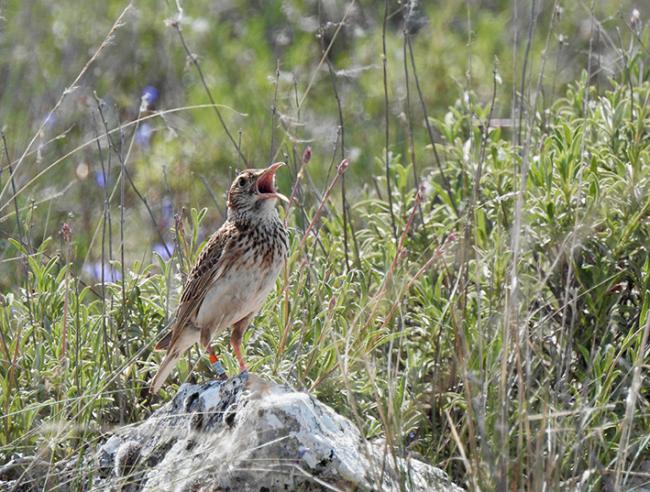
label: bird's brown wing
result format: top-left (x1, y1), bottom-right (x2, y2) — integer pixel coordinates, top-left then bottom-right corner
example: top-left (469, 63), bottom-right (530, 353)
top-left (164, 222), bottom-right (238, 351)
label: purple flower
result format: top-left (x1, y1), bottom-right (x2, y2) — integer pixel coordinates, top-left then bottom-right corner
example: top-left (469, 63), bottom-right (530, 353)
top-left (43, 113), bottom-right (57, 129)
top-left (83, 261), bottom-right (122, 282)
top-left (153, 242), bottom-right (174, 261)
top-left (95, 170), bottom-right (108, 188)
top-left (141, 85), bottom-right (159, 107)
top-left (159, 197), bottom-right (174, 229)
top-left (161, 197), bottom-right (174, 222)
top-left (135, 123), bottom-right (153, 147)
top-left (197, 228), bottom-right (207, 245)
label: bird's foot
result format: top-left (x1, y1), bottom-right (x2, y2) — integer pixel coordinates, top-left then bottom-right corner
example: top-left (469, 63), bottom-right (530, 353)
top-left (212, 360), bottom-right (228, 381)
top-left (208, 347), bottom-right (228, 381)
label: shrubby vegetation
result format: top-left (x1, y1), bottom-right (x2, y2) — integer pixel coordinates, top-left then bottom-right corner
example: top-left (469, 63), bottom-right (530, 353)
top-left (0, 0), bottom-right (648, 489)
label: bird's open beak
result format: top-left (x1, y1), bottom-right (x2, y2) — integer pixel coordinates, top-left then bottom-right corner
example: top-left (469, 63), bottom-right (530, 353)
top-left (256, 162), bottom-right (289, 203)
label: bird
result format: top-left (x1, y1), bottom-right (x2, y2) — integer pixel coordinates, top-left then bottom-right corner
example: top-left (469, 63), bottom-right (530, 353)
top-left (150, 162), bottom-right (289, 394)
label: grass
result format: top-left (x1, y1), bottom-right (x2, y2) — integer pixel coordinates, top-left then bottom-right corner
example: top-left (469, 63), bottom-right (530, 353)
top-left (0, 1), bottom-right (649, 490)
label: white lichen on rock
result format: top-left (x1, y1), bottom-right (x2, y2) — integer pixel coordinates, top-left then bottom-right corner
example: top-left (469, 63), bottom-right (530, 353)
top-left (91, 374), bottom-right (462, 492)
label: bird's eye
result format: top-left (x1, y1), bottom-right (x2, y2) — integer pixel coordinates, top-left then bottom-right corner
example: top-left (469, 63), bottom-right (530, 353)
top-left (237, 176), bottom-right (247, 187)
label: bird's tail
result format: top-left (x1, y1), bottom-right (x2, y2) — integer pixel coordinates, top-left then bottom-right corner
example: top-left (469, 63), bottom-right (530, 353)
top-left (149, 349), bottom-right (181, 394)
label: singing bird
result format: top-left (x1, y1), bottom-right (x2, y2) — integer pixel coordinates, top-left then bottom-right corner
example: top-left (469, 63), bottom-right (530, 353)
top-left (150, 162), bottom-right (288, 394)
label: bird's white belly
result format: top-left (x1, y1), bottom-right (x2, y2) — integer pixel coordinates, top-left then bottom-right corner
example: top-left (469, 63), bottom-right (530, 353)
top-left (195, 257), bottom-right (283, 333)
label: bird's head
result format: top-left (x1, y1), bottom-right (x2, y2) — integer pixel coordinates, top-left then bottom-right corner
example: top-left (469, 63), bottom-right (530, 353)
top-left (227, 162), bottom-right (288, 220)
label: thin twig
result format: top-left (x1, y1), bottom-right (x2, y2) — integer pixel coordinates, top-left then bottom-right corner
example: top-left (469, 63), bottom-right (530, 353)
top-left (382, 0), bottom-right (398, 246)
top-left (0, 104), bottom-right (244, 219)
top-left (319, 7), bottom-right (356, 271)
top-left (0, 3), bottom-right (134, 205)
top-left (297, 159), bottom-right (350, 254)
top-left (270, 1), bottom-right (356, 164)
top-left (269, 60), bottom-right (280, 163)
top-left (402, 21), bottom-right (423, 226)
top-left (1, 132), bottom-right (28, 252)
top-left (406, 36), bottom-right (459, 217)
top-left (615, 310), bottom-right (650, 488)
top-left (170, 18), bottom-right (247, 165)
top-left (92, 112), bottom-right (114, 370)
top-left (1, 132), bottom-right (35, 328)
top-left (516, 0), bottom-right (538, 148)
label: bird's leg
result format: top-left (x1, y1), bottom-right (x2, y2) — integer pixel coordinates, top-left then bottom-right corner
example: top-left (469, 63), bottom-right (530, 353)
top-left (206, 344), bottom-right (227, 380)
top-left (231, 315), bottom-right (252, 373)
top-left (197, 320), bottom-right (226, 380)
top-left (230, 331), bottom-right (247, 372)
top-left (207, 344), bottom-right (216, 359)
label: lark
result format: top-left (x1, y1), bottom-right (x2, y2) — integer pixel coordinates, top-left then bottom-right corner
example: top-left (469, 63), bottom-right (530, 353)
top-left (150, 162), bottom-right (288, 394)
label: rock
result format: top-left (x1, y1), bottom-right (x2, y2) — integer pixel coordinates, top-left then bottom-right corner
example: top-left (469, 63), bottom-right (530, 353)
top-left (91, 373), bottom-right (462, 491)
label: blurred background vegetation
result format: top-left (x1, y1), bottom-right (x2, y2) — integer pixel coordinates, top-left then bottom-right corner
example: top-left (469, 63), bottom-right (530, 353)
top-left (0, 0), bottom-right (641, 275)
top-left (0, 0), bottom-right (649, 490)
